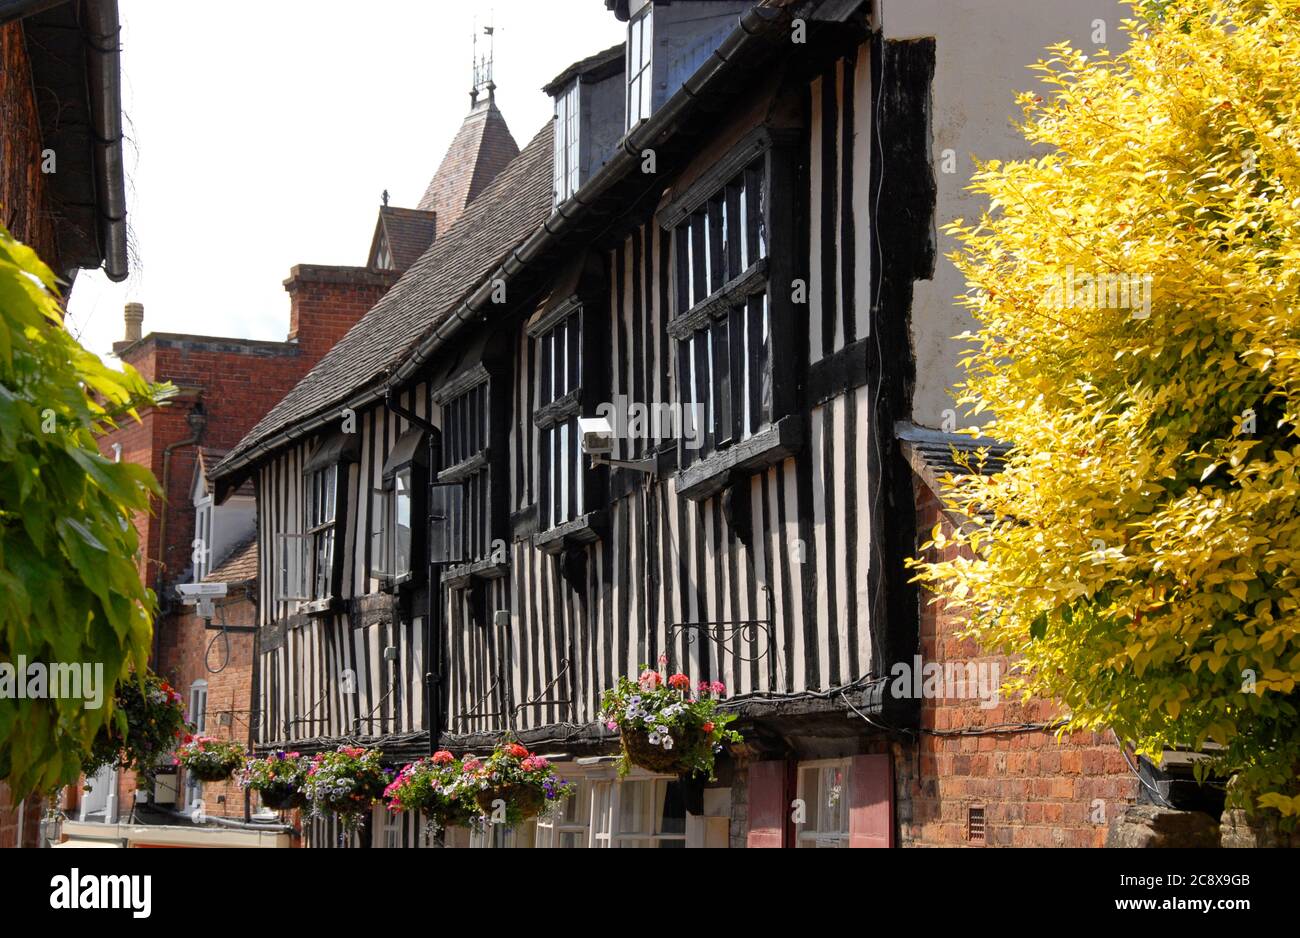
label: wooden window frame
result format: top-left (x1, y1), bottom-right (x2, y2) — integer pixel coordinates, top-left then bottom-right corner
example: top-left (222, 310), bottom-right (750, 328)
top-left (625, 6), bottom-right (653, 129)
top-left (531, 304), bottom-right (585, 532)
top-left (795, 757), bottom-right (852, 849)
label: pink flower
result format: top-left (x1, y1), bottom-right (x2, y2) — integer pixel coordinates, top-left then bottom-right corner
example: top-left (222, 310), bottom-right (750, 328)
top-left (710, 681), bottom-right (726, 696)
top-left (658, 653), bottom-right (669, 668)
top-left (605, 720), bottom-right (618, 731)
top-left (638, 669), bottom-right (661, 691)
top-left (431, 750), bottom-right (455, 765)
top-left (668, 673), bottom-right (691, 691)
top-left (462, 759), bottom-right (482, 773)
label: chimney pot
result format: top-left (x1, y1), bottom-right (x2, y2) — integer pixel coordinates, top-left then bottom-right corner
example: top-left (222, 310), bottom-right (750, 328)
top-left (123, 302), bottom-right (144, 343)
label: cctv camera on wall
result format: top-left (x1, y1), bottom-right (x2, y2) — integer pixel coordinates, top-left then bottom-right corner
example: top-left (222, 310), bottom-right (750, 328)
top-left (578, 415), bottom-right (614, 455)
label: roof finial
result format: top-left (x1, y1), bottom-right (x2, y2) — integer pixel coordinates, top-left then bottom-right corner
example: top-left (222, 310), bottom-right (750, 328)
top-left (381, 189), bottom-right (390, 207)
top-left (471, 16), bottom-right (496, 107)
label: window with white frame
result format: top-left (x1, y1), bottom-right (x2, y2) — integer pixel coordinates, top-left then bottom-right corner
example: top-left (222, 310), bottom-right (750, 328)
top-left (535, 776), bottom-right (590, 848)
top-left (672, 157), bottom-right (771, 466)
top-left (591, 776), bottom-right (686, 848)
top-left (533, 307), bottom-right (584, 530)
top-left (372, 806), bottom-right (405, 848)
top-left (795, 759), bottom-right (851, 848)
top-left (185, 681), bottom-right (208, 808)
top-left (192, 495), bottom-right (213, 581)
top-left (469, 819), bottom-right (537, 849)
top-left (553, 80), bottom-right (581, 206)
top-left (625, 6), bottom-right (653, 128)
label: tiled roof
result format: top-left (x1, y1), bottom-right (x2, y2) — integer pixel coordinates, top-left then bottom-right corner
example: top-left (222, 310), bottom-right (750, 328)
top-left (370, 207), bottom-right (437, 272)
top-left (205, 534), bottom-right (258, 585)
top-left (542, 43), bottom-right (625, 96)
top-left (212, 123), bottom-right (554, 480)
top-left (416, 95), bottom-right (520, 232)
top-left (896, 421), bottom-right (1010, 490)
top-left (195, 447), bottom-right (252, 497)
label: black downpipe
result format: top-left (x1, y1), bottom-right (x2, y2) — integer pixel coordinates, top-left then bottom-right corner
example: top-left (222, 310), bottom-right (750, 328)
top-left (384, 386), bottom-right (443, 755)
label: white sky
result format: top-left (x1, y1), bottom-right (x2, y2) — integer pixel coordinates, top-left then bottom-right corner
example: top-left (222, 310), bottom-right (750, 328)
top-left (64, 0), bottom-right (626, 362)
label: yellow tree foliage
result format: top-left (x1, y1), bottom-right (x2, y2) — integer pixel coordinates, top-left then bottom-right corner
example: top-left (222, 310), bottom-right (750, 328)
top-left (912, 0), bottom-right (1300, 818)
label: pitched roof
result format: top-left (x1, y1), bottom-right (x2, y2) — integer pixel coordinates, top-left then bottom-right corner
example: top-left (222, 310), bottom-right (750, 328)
top-left (415, 95), bottom-right (520, 232)
top-left (212, 123), bottom-right (554, 483)
top-left (205, 534), bottom-right (258, 586)
top-left (542, 43), bottom-right (625, 96)
top-left (368, 206), bottom-right (438, 272)
top-left (897, 422), bottom-right (1010, 494)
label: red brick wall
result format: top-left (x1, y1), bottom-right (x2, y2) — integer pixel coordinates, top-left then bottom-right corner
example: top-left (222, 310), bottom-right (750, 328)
top-left (901, 478), bottom-right (1139, 847)
top-left (162, 593), bottom-right (257, 819)
top-left (0, 783), bottom-right (43, 848)
top-left (285, 265), bottom-right (399, 366)
top-left (0, 21), bottom-right (58, 266)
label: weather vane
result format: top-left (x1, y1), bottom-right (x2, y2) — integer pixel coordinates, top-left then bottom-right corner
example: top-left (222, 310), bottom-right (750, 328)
top-left (470, 14), bottom-right (497, 105)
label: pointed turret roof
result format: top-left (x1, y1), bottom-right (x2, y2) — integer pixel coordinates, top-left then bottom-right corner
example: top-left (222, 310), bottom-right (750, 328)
top-left (416, 91), bottom-right (520, 232)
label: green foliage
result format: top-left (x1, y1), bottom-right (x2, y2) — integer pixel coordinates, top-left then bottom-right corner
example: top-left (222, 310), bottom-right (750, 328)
top-left (0, 222), bottom-right (170, 796)
top-left (911, 0), bottom-right (1300, 820)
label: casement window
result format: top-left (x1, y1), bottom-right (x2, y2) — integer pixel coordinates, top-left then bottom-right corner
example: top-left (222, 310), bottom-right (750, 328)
top-left (185, 681), bottom-right (208, 809)
top-left (553, 80), bottom-right (581, 206)
top-left (469, 819), bottom-right (537, 849)
top-left (192, 495), bottom-right (214, 581)
top-left (533, 306), bottom-right (584, 530)
top-left (188, 680), bottom-right (208, 735)
top-left (278, 433), bottom-right (356, 607)
top-left (305, 463), bottom-right (338, 600)
top-left (591, 777), bottom-right (686, 848)
top-left (672, 158), bottom-right (770, 463)
top-left (371, 806), bottom-right (405, 848)
top-left (625, 6), bottom-right (653, 128)
top-left (434, 375), bottom-right (490, 562)
top-left (535, 777), bottom-right (590, 848)
top-left (795, 759), bottom-right (851, 848)
top-left (371, 428), bottom-right (429, 587)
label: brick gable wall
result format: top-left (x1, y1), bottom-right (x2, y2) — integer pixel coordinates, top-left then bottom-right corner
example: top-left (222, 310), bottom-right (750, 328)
top-left (900, 477), bottom-right (1139, 846)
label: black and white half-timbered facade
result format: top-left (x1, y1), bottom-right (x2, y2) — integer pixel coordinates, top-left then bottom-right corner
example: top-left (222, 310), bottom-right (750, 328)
top-left (211, 0), bottom-right (1113, 848)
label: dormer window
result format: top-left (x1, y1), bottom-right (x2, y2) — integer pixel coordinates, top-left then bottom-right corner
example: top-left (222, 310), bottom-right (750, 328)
top-left (626, 6), bottom-right (653, 128)
top-left (553, 81), bottom-right (581, 206)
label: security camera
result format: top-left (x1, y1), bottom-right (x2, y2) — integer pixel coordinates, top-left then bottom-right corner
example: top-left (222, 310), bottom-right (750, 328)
top-left (176, 582), bottom-right (227, 604)
top-left (578, 415), bottom-right (615, 455)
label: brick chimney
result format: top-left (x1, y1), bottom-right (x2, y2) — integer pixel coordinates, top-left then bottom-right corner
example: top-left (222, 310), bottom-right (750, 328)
top-left (113, 302), bottom-right (144, 354)
top-left (283, 265), bottom-right (400, 363)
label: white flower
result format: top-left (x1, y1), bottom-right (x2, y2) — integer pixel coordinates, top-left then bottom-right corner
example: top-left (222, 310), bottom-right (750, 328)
top-left (662, 735), bottom-right (674, 750)
top-left (648, 732), bottom-right (661, 745)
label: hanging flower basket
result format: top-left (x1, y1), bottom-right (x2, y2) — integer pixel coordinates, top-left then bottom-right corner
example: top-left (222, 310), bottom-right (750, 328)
top-left (473, 783), bottom-right (546, 820)
top-left (241, 751), bottom-right (309, 811)
top-left (81, 671), bottom-right (189, 783)
top-left (462, 740), bottom-right (574, 828)
top-left (600, 663), bottom-right (742, 780)
top-left (384, 751), bottom-right (478, 832)
top-left (301, 746), bottom-right (391, 833)
top-left (176, 736), bottom-right (246, 782)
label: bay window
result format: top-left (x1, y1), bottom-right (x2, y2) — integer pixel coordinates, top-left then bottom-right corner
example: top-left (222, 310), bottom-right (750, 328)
top-left (671, 157), bottom-right (771, 465)
top-left (662, 129), bottom-right (802, 500)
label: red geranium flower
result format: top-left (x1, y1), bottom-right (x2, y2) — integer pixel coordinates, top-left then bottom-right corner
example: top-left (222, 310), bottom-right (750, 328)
top-left (432, 750), bottom-right (455, 765)
top-left (702, 722), bottom-right (715, 733)
top-left (507, 743), bottom-right (529, 759)
top-left (667, 673), bottom-right (691, 690)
